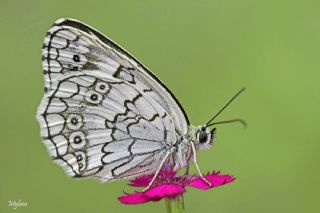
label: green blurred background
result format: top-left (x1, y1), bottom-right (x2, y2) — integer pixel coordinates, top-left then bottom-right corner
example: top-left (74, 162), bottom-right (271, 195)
top-left (1, 0), bottom-right (319, 212)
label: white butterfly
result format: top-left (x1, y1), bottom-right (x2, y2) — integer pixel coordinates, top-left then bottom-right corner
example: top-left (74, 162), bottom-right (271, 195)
top-left (37, 18), bottom-right (244, 189)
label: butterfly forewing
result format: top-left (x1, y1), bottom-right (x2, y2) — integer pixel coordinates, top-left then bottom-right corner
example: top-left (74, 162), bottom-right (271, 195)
top-left (41, 18), bottom-right (189, 135)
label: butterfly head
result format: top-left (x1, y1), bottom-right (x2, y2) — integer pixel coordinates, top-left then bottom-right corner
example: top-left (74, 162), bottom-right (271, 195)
top-left (194, 126), bottom-right (216, 150)
top-left (193, 88), bottom-right (246, 150)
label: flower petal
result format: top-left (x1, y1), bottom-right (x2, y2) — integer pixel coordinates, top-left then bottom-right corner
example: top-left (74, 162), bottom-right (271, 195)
top-left (145, 184), bottom-right (185, 199)
top-left (159, 170), bottom-right (177, 179)
top-left (128, 170), bottom-right (177, 187)
top-left (118, 192), bottom-right (151, 204)
top-left (188, 171), bottom-right (235, 190)
top-left (129, 175), bottom-right (153, 187)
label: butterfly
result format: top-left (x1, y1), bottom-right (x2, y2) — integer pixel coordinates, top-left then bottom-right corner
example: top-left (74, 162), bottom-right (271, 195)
top-left (37, 18), bottom-right (245, 189)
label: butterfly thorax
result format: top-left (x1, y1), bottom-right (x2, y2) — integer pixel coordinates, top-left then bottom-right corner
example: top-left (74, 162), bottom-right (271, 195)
top-left (169, 125), bottom-right (215, 171)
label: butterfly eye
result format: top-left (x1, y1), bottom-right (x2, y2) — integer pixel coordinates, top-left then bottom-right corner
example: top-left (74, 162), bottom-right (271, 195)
top-left (198, 130), bottom-right (208, 143)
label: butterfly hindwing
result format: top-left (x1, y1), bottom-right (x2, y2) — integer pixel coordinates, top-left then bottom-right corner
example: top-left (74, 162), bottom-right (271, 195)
top-left (42, 18), bottom-right (189, 135)
top-left (38, 72), bottom-right (176, 180)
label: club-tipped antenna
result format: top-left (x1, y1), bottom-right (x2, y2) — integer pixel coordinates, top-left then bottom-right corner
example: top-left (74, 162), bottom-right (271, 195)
top-left (206, 87), bottom-right (245, 127)
top-left (206, 118), bottom-right (247, 128)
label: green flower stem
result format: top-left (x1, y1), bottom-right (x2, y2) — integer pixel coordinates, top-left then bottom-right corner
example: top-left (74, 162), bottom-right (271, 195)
top-left (164, 196), bottom-right (186, 213)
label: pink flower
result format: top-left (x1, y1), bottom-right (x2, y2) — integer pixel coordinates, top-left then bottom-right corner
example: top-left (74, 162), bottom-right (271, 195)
top-left (118, 170), bottom-right (235, 204)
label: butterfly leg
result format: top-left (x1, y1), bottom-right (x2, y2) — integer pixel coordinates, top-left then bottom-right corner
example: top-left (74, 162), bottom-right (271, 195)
top-left (144, 151), bottom-right (171, 191)
top-left (191, 142), bottom-right (212, 187)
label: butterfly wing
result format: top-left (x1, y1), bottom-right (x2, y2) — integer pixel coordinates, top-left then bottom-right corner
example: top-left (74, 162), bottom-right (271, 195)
top-left (42, 18), bottom-right (189, 135)
top-left (37, 72), bottom-right (176, 180)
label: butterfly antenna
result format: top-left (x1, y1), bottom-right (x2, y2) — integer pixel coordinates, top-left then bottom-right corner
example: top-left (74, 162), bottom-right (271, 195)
top-left (206, 118), bottom-right (247, 128)
top-left (206, 87), bottom-right (245, 127)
